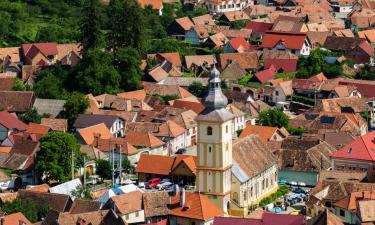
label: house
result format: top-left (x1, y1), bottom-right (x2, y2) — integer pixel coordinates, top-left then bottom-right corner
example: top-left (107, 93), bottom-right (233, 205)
top-left (158, 77), bottom-right (209, 88)
top-left (358, 29), bottom-right (375, 44)
top-left (219, 11), bottom-right (250, 22)
top-left (357, 200), bottom-right (375, 224)
top-left (172, 100), bottom-right (205, 114)
top-left (332, 132), bottom-right (375, 182)
top-left (204, 32), bottom-right (229, 48)
top-left (263, 50), bottom-right (298, 73)
top-left (214, 213), bottom-right (305, 225)
top-left (33, 98), bottom-right (65, 118)
top-left (0, 111), bottom-right (26, 141)
top-left (49, 178), bottom-right (82, 197)
top-left (224, 37), bottom-right (251, 53)
top-left (42, 209), bottom-right (125, 225)
top-left (239, 125), bottom-right (289, 142)
top-left (103, 190), bottom-right (145, 224)
top-left (192, 14), bottom-right (215, 31)
top-left (185, 54), bottom-right (217, 74)
top-left (219, 28), bottom-right (253, 40)
top-left (135, 154), bottom-right (196, 185)
top-left (307, 209), bottom-right (344, 225)
top-left (272, 19), bottom-right (308, 32)
top-left (0, 91), bottom-right (35, 113)
top-left (219, 52), bottom-right (259, 70)
top-left (117, 89), bottom-right (147, 101)
top-left (74, 114), bottom-right (124, 137)
top-left (142, 192), bottom-right (169, 224)
top-left (333, 191), bottom-right (375, 224)
top-left (226, 104), bottom-right (246, 136)
top-left (143, 83), bottom-right (194, 99)
top-left (349, 8), bottom-right (375, 29)
top-left (0, 73), bottom-right (17, 91)
top-left (220, 61), bottom-right (247, 83)
top-left (230, 135), bottom-right (278, 216)
top-left (76, 123), bottom-right (112, 145)
top-left (167, 17), bottom-right (194, 40)
top-left (146, 53), bottom-right (182, 71)
top-left (21, 42), bottom-right (58, 66)
top-left (169, 191), bottom-right (224, 225)
top-left (41, 118), bottom-right (68, 132)
top-left (0, 212), bottom-right (32, 225)
top-left (245, 21), bottom-right (274, 40)
top-left (205, 0), bottom-right (254, 13)
top-left (185, 25), bottom-right (209, 45)
top-left (17, 189), bottom-right (73, 212)
top-left (272, 80), bottom-right (293, 103)
top-left (254, 65), bottom-right (277, 84)
top-left (124, 131), bottom-right (165, 155)
top-left (333, 29), bottom-right (355, 37)
top-left (138, 0), bottom-right (163, 15)
top-left (0, 47), bottom-right (21, 73)
top-left (262, 31), bottom-right (311, 56)
top-left (68, 199), bottom-right (101, 214)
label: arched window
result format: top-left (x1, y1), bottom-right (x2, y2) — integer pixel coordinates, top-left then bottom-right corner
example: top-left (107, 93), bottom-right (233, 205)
top-left (226, 125), bottom-right (228, 133)
top-left (208, 146), bottom-right (212, 153)
top-left (207, 126), bottom-right (213, 135)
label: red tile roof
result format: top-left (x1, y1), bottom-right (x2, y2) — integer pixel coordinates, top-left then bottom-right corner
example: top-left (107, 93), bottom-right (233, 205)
top-left (138, 0), bottom-right (163, 9)
top-left (0, 212), bottom-right (32, 225)
top-left (262, 31), bottom-right (308, 50)
top-left (172, 99), bottom-right (205, 114)
top-left (358, 41), bottom-right (374, 56)
top-left (124, 131), bottom-right (164, 147)
top-left (332, 131), bottom-right (375, 162)
top-left (254, 65), bottom-right (277, 83)
top-left (175, 17), bottom-right (194, 31)
top-left (228, 37), bottom-right (251, 51)
top-left (26, 123), bottom-right (50, 135)
top-left (135, 154), bottom-right (175, 175)
top-left (245, 21), bottom-right (274, 33)
top-left (22, 43), bottom-right (58, 60)
top-left (239, 125), bottom-right (278, 142)
top-left (264, 58), bottom-right (298, 73)
top-left (292, 79), bottom-right (321, 90)
top-left (338, 81), bottom-right (375, 98)
top-left (0, 111), bottom-right (27, 130)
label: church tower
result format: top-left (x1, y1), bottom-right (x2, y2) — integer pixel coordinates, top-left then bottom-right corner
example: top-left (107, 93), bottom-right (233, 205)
top-left (196, 65), bottom-right (234, 213)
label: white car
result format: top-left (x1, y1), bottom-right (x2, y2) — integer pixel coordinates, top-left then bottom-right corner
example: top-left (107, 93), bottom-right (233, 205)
top-left (156, 182), bottom-right (172, 191)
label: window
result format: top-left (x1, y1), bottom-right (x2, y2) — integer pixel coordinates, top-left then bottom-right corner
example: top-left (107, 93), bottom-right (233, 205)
top-left (339, 209), bottom-right (345, 217)
top-left (136, 211), bottom-right (139, 217)
top-left (209, 146), bottom-right (212, 153)
top-left (226, 125), bottom-right (229, 133)
top-left (275, 91), bottom-right (279, 96)
top-left (207, 126), bottom-right (213, 135)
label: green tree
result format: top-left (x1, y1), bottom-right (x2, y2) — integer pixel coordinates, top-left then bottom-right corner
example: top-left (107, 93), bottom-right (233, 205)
top-left (78, 0), bottom-right (103, 55)
top-left (36, 132), bottom-right (82, 183)
top-left (19, 108), bottom-right (42, 124)
top-left (257, 108), bottom-right (289, 128)
top-left (73, 49), bottom-right (121, 95)
top-left (188, 81), bottom-right (207, 97)
top-left (71, 185), bottom-right (92, 200)
top-left (122, 157), bottom-right (133, 173)
top-left (61, 92), bottom-right (89, 128)
top-left (33, 64), bottom-right (69, 99)
top-left (1, 199), bottom-right (49, 223)
top-left (115, 47), bottom-right (142, 91)
top-left (12, 78), bottom-right (26, 91)
top-left (95, 159), bottom-right (111, 179)
top-left (107, 0), bottom-right (145, 54)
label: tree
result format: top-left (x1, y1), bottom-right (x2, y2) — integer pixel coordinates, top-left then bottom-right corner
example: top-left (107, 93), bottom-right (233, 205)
top-left (107, 0), bottom-right (145, 54)
top-left (71, 185), bottom-right (92, 200)
top-left (61, 92), bottom-right (89, 128)
top-left (37, 132), bottom-right (82, 183)
top-left (122, 157), bottom-right (133, 173)
top-left (188, 81), bottom-right (207, 97)
top-left (12, 78), bottom-right (26, 91)
top-left (0, 199), bottom-right (49, 223)
top-left (33, 64), bottom-right (69, 99)
top-left (96, 159), bottom-right (112, 179)
top-left (73, 49), bottom-right (121, 95)
top-left (115, 47), bottom-right (142, 91)
top-left (257, 108), bottom-right (289, 128)
top-left (19, 108), bottom-right (42, 124)
top-left (78, 0), bottom-right (103, 55)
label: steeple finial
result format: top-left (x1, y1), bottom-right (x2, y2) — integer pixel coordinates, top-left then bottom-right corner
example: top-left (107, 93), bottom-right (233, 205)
top-left (203, 65), bottom-right (228, 110)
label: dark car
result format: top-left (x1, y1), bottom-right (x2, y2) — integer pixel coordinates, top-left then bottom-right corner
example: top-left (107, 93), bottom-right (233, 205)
top-left (175, 148), bottom-right (187, 154)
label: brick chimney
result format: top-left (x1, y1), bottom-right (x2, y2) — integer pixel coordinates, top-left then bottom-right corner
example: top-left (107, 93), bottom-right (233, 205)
top-left (92, 133), bottom-right (101, 148)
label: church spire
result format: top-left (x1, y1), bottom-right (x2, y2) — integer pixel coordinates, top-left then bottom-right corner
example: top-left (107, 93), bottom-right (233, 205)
top-left (204, 65), bottom-right (228, 111)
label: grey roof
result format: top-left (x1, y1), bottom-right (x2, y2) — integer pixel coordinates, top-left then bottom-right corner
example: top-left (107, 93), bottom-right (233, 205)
top-left (73, 114), bottom-right (119, 129)
top-left (33, 98), bottom-right (65, 118)
top-left (232, 160), bottom-right (249, 183)
top-left (196, 107), bottom-right (234, 122)
top-left (159, 77), bottom-right (209, 86)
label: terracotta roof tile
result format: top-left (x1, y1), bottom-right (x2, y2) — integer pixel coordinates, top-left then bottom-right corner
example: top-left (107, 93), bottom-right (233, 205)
top-left (117, 89), bottom-right (146, 101)
top-left (138, 0), bottom-right (163, 9)
top-left (0, 74), bottom-right (16, 91)
top-left (255, 65), bottom-right (277, 83)
top-left (0, 111), bottom-right (27, 130)
top-left (172, 99), bottom-right (204, 114)
top-left (106, 190), bottom-right (143, 214)
top-left (175, 17), bottom-right (194, 31)
top-left (77, 123), bottom-right (112, 145)
top-left (219, 52), bottom-right (259, 70)
top-left (124, 131), bottom-right (164, 147)
top-left (41, 118), bottom-right (68, 132)
top-left (0, 91), bottom-right (34, 112)
top-left (262, 31), bottom-right (308, 50)
top-left (135, 154), bottom-right (174, 175)
top-left (26, 123), bottom-right (50, 135)
top-left (0, 212), bottom-right (32, 225)
top-left (228, 37), bottom-right (251, 52)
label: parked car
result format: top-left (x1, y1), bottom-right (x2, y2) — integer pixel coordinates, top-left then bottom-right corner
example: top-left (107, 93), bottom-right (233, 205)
top-left (146, 178), bottom-right (162, 189)
top-left (138, 182), bottom-right (145, 189)
top-left (157, 181), bottom-right (173, 191)
top-left (176, 148), bottom-right (187, 154)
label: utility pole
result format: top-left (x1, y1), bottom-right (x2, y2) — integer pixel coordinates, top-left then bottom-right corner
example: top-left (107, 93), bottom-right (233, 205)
top-left (83, 155), bottom-right (86, 186)
top-left (112, 146), bottom-right (115, 186)
top-left (71, 150), bottom-right (74, 180)
top-left (119, 144), bottom-right (122, 185)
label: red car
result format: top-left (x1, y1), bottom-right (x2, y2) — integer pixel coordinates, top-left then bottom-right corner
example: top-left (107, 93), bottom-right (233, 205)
top-left (145, 178), bottom-right (162, 189)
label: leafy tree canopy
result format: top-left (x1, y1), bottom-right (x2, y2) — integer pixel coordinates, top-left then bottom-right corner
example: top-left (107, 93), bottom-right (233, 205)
top-left (1, 199), bottom-right (49, 223)
top-left (61, 92), bottom-right (89, 128)
top-left (96, 159), bottom-right (112, 179)
top-left (257, 108), bottom-right (289, 128)
top-left (36, 132), bottom-right (82, 183)
top-left (188, 81), bottom-right (207, 98)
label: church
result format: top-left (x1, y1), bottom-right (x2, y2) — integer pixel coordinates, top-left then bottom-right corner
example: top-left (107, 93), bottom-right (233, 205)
top-left (196, 66), bottom-right (279, 216)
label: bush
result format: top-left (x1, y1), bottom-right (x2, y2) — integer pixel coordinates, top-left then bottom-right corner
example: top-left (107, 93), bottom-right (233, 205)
top-left (291, 94), bottom-right (315, 106)
top-left (258, 185), bottom-right (289, 207)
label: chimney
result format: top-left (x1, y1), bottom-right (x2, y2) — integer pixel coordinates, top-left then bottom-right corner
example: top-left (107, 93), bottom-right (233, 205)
top-left (180, 188), bottom-right (186, 207)
top-left (92, 133), bottom-right (101, 148)
top-left (1, 218), bottom-right (4, 225)
top-left (126, 100), bottom-right (132, 112)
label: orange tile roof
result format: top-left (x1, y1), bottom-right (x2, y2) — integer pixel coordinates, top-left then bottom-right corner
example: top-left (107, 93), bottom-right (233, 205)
top-left (334, 191), bottom-right (375, 211)
top-left (358, 29), bottom-right (375, 43)
top-left (110, 190), bottom-right (143, 214)
top-left (135, 154), bottom-right (175, 175)
top-left (93, 137), bottom-right (138, 155)
top-left (26, 123), bottom-right (50, 135)
top-left (78, 123), bottom-right (112, 145)
top-left (117, 89), bottom-right (147, 101)
top-left (169, 192), bottom-right (224, 221)
top-left (0, 147), bottom-right (12, 153)
top-left (172, 99), bottom-right (205, 114)
top-left (138, 0), bottom-right (163, 9)
top-left (27, 184), bottom-right (50, 192)
top-left (239, 125), bottom-right (278, 142)
top-left (175, 17), bottom-right (194, 31)
top-left (172, 155), bottom-right (197, 175)
top-left (124, 131), bottom-right (164, 147)
top-left (159, 120), bottom-right (186, 138)
top-left (0, 212), bottom-right (32, 225)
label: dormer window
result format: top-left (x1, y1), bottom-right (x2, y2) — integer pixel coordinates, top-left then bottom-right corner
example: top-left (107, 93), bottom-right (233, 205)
top-left (207, 126), bottom-right (213, 135)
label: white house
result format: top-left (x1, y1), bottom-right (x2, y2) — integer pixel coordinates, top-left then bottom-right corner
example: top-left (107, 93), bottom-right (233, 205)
top-left (205, 0), bottom-right (254, 14)
top-left (262, 31), bottom-right (311, 56)
top-left (227, 104), bottom-right (246, 137)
